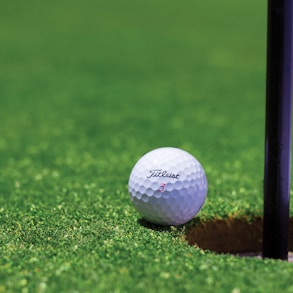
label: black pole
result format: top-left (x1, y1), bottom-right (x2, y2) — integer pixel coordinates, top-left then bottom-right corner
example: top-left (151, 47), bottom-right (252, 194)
top-left (263, 0), bottom-right (293, 260)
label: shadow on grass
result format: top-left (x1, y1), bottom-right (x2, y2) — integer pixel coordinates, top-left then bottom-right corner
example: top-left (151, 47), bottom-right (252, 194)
top-left (138, 218), bottom-right (173, 232)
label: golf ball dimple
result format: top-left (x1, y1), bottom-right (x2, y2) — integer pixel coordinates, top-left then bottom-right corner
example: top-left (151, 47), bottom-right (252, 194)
top-left (128, 147), bottom-right (208, 226)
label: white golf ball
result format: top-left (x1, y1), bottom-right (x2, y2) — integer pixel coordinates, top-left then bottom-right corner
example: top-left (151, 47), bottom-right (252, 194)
top-left (128, 147), bottom-right (208, 226)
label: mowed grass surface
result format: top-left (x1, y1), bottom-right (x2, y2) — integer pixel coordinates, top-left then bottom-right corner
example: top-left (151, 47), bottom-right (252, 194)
top-left (1, 1), bottom-right (293, 292)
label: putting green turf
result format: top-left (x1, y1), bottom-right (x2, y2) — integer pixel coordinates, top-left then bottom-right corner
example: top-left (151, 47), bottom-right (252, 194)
top-left (1, 1), bottom-right (293, 292)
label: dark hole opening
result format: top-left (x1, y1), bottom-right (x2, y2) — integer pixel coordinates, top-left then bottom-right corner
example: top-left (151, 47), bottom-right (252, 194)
top-left (186, 217), bottom-right (293, 256)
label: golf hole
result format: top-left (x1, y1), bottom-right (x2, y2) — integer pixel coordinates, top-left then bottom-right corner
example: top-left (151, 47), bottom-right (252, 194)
top-left (186, 217), bottom-right (293, 259)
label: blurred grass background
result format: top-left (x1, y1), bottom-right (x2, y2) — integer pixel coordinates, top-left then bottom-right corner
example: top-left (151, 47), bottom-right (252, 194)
top-left (2, 1), bottom-right (293, 292)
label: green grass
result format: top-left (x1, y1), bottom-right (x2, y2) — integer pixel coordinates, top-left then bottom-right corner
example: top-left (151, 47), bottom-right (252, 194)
top-left (1, 0), bottom-right (293, 292)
